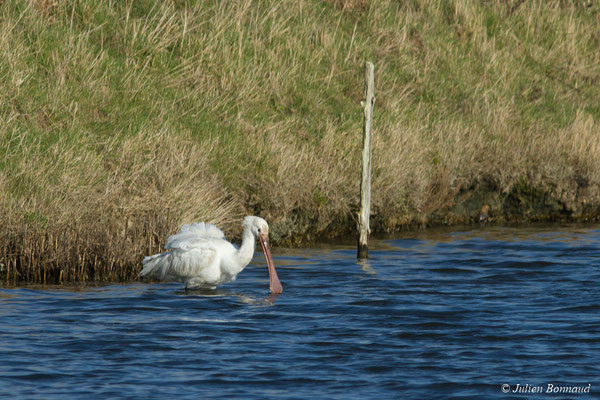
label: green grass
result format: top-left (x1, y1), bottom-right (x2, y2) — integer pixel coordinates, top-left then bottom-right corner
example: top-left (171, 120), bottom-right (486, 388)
top-left (1, 0), bottom-right (600, 282)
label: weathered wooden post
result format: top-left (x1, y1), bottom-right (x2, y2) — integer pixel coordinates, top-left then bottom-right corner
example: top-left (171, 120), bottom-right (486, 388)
top-left (358, 61), bottom-right (375, 259)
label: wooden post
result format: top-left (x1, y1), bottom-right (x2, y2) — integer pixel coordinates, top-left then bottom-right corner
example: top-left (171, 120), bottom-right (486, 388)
top-left (358, 61), bottom-right (375, 259)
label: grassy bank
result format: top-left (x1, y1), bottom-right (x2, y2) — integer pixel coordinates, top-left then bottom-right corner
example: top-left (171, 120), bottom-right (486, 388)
top-left (2, 0), bottom-right (600, 283)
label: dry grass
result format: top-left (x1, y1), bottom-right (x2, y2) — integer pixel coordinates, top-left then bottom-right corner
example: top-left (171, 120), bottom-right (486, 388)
top-left (1, 0), bottom-right (600, 283)
top-left (0, 127), bottom-right (236, 283)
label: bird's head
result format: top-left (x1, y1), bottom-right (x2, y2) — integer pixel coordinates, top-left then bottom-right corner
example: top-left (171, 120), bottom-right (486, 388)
top-left (243, 216), bottom-right (270, 239)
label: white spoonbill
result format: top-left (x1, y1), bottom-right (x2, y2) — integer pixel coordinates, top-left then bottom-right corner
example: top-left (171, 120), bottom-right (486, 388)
top-left (140, 216), bottom-right (282, 293)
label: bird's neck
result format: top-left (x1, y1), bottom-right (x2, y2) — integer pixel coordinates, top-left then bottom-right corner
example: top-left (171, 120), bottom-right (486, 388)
top-left (236, 227), bottom-right (256, 268)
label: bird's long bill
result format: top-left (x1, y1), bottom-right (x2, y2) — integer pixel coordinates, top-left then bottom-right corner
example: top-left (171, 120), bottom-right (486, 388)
top-left (259, 234), bottom-right (282, 294)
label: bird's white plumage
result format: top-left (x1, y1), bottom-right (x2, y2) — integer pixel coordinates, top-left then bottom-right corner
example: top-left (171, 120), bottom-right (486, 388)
top-left (165, 222), bottom-right (226, 250)
top-left (140, 217), bottom-right (271, 289)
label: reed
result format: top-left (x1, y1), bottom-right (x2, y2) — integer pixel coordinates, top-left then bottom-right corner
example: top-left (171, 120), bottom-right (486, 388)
top-left (1, 0), bottom-right (599, 283)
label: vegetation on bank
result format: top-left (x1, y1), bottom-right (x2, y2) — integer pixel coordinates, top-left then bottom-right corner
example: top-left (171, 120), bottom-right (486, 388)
top-left (1, 0), bottom-right (600, 283)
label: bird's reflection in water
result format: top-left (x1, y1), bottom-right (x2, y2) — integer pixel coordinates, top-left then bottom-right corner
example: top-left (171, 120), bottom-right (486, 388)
top-left (176, 287), bottom-right (279, 306)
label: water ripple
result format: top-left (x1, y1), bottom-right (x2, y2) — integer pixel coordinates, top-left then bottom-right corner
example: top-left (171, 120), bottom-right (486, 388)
top-left (1, 225), bottom-right (599, 399)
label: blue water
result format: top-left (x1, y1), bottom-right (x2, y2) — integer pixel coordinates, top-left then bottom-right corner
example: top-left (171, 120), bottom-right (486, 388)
top-left (1, 225), bottom-right (599, 399)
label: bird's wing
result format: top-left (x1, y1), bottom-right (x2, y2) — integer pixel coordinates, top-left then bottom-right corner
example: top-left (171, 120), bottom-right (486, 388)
top-left (165, 222), bottom-right (226, 250)
top-left (141, 238), bottom-right (223, 285)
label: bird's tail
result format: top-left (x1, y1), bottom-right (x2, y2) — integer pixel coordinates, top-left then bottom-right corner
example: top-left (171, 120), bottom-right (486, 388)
top-left (140, 252), bottom-right (169, 278)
